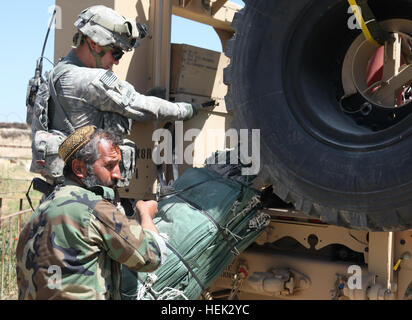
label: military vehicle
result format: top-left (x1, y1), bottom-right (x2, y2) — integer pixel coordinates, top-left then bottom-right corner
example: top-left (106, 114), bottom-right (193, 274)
top-left (52, 0), bottom-right (412, 300)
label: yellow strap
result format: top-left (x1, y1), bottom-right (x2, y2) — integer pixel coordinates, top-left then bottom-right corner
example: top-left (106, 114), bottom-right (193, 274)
top-left (347, 0), bottom-right (380, 47)
top-left (393, 258), bottom-right (402, 271)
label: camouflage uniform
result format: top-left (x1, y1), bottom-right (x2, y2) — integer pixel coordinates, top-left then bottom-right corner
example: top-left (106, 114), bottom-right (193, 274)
top-left (31, 50), bottom-right (194, 185)
top-left (48, 50), bottom-right (193, 136)
top-left (16, 180), bottom-right (168, 300)
top-left (30, 5), bottom-right (195, 182)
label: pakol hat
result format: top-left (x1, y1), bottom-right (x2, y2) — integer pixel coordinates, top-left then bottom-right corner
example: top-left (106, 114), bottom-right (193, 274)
top-left (58, 125), bottom-right (96, 163)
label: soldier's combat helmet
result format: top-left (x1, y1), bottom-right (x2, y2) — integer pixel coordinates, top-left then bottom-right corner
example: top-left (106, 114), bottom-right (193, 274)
top-left (73, 5), bottom-right (146, 51)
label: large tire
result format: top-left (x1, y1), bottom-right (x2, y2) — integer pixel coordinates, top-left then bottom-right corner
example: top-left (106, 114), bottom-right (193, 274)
top-left (224, 0), bottom-right (412, 231)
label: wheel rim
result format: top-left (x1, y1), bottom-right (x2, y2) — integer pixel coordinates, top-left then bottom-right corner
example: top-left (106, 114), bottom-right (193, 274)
top-left (342, 19), bottom-right (412, 108)
top-left (283, 1), bottom-right (412, 151)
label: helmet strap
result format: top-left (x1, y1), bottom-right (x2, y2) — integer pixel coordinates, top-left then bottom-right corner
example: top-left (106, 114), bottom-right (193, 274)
top-left (72, 32), bottom-right (85, 49)
top-left (85, 39), bottom-right (108, 68)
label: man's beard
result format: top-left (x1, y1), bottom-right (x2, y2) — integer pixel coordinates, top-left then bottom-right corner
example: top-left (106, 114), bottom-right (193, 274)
top-left (81, 173), bottom-right (106, 188)
top-left (81, 165), bottom-right (116, 188)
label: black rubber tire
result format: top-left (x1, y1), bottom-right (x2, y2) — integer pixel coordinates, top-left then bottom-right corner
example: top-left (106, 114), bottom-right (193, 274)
top-left (224, 0), bottom-right (412, 231)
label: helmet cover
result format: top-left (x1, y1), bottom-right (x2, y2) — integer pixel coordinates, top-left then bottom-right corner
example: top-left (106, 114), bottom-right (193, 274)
top-left (74, 5), bottom-right (141, 51)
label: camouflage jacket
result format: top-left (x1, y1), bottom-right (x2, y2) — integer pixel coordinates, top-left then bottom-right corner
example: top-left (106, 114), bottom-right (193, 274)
top-left (48, 50), bottom-right (193, 135)
top-left (16, 181), bottom-right (167, 300)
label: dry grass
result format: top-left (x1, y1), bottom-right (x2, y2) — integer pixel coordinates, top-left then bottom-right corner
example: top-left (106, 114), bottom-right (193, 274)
top-left (0, 126), bottom-right (41, 300)
top-left (0, 159), bottom-right (42, 300)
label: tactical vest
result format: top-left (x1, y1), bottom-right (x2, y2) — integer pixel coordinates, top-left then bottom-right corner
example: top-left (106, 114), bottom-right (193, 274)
top-left (30, 64), bottom-right (73, 182)
top-left (30, 62), bottom-right (137, 187)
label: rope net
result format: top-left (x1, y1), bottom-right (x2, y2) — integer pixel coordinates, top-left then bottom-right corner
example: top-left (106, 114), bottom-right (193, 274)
top-left (121, 155), bottom-right (270, 300)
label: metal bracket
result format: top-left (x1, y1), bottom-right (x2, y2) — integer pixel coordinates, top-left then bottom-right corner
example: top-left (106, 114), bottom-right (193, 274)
top-left (256, 215), bottom-right (368, 255)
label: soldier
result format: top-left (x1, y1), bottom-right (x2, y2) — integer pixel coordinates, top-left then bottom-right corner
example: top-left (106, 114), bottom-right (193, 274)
top-left (16, 125), bottom-right (169, 300)
top-left (30, 4), bottom-right (200, 188)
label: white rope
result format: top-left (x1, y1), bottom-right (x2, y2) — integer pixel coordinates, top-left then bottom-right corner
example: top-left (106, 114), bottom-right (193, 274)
top-left (230, 200), bottom-right (240, 216)
top-left (220, 195), bottom-right (263, 256)
top-left (224, 228), bottom-right (244, 243)
top-left (135, 272), bottom-right (189, 300)
top-left (154, 287), bottom-right (189, 300)
top-left (223, 195), bottom-right (262, 243)
top-left (136, 273), bottom-right (158, 300)
top-left (226, 196), bottom-right (260, 227)
top-left (248, 211), bottom-right (271, 230)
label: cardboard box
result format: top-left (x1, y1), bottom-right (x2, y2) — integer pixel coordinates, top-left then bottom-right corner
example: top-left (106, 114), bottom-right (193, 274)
top-left (170, 44), bottom-right (229, 99)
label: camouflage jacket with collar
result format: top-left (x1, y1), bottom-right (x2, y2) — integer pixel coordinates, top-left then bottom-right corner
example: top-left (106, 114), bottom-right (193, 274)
top-left (16, 181), bottom-right (165, 300)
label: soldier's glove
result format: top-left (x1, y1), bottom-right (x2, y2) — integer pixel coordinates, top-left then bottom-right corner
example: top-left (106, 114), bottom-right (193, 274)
top-left (191, 103), bottom-right (203, 117)
top-left (181, 103), bottom-right (201, 121)
top-left (189, 100), bottom-right (215, 118)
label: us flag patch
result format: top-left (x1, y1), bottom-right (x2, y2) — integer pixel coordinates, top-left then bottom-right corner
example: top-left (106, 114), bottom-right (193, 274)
top-left (100, 71), bottom-right (118, 87)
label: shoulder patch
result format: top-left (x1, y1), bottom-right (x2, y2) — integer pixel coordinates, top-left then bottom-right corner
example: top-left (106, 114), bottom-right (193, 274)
top-left (100, 70), bottom-right (118, 88)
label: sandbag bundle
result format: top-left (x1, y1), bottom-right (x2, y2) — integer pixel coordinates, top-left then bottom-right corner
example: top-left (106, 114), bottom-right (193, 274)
top-left (121, 165), bottom-right (269, 300)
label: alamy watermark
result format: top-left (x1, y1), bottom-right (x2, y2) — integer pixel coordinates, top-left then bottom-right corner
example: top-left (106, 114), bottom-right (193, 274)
top-left (47, 265), bottom-right (62, 290)
top-left (347, 265), bottom-right (362, 290)
top-left (152, 121), bottom-right (261, 176)
top-left (347, 5), bottom-right (362, 30)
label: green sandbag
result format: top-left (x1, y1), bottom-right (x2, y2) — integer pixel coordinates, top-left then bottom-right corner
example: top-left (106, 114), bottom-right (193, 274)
top-left (121, 166), bottom-right (269, 300)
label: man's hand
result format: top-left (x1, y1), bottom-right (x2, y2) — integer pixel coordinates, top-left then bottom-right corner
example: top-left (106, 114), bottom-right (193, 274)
top-left (136, 200), bottom-right (159, 234)
top-left (136, 200), bottom-right (158, 219)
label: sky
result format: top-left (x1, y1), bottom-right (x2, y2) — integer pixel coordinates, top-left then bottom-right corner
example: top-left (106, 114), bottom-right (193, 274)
top-left (0, 0), bottom-right (244, 124)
